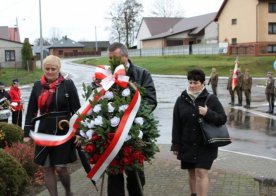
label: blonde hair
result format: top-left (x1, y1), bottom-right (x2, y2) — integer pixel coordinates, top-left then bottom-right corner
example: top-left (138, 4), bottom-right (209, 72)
top-left (43, 55), bottom-right (61, 69)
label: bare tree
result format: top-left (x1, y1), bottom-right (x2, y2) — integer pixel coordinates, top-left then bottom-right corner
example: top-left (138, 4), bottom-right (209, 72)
top-left (49, 27), bottom-right (62, 43)
top-left (108, 0), bottom-right (143, 48)
top-left (33, 38), bottom-right (51, 46)
top-left (150, 0), bottom-right (184, 17)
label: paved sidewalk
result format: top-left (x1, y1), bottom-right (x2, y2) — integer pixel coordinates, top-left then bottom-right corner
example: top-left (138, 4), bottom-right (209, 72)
top-left (37, 144), bottom-right (276, 196)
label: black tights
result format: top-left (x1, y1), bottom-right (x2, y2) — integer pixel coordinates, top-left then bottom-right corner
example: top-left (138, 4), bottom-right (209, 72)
top-left (44, 166), bottom-right (73, 196)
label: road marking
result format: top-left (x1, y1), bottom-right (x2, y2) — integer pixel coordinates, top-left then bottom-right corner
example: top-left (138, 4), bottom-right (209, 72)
top-left (232, 106), bottom-right (276, 120)
top-left (219, 149), bottom-right (276, 161)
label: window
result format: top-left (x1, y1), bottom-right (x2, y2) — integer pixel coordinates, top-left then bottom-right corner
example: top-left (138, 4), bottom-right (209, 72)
top-left (268, 23), bottom-right (276, 34)
top-left (58, 50), bottom-right (63, 55)
top-left (5, 50), bottom-right (15, 61)
top-left (231, 38), bottom-right (237, 45)
top-left (268, 45), bottom-right (276, 53)
top-left (269, 3), bottom-right (276, 13)
top-left (231, 18), bottom-right (237, 25)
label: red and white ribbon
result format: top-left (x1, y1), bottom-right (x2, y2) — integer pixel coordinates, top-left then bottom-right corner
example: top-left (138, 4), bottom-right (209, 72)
top-left (30, 88), bottom-right (105, 146)
top-left (87, 85), bottom-right (141, 181)
top-left (95, 64), bottom-right (129, 90)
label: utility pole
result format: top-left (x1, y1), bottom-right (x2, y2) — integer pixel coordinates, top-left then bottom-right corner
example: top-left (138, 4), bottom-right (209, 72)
top-left (39, 0), bottom-right (43, 69)
top-left (14, 17), bottom-right (18, 41)
top-left (95, 26), bottom-right (98, 52)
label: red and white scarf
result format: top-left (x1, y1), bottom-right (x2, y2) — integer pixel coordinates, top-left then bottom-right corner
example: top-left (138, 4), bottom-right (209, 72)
top-left (38, 74), bottom-right (64, 113)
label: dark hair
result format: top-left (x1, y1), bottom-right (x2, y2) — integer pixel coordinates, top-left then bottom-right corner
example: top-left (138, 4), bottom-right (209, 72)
top-left (108, 42), bottom-right (128, 56)
top-left (12, 79), bottom-right (19, 84)
top-left (187, 69), bottom-right (205, 83)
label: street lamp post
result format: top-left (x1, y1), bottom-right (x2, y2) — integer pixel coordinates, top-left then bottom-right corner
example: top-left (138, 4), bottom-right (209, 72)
top-left (39, 0), bottom-right (43, 69)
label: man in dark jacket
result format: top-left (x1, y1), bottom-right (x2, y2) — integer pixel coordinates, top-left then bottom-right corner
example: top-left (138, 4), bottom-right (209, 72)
top-left (107, 42), bottom-right (157, 196)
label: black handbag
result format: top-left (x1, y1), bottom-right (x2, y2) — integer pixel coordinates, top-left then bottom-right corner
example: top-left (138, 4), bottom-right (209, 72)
top-left (199, 94), bottom-right (232, 147)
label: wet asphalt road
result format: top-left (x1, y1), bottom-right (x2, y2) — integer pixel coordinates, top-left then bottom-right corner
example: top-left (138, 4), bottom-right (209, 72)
top-left (20, 59), bottom-right (276, 160)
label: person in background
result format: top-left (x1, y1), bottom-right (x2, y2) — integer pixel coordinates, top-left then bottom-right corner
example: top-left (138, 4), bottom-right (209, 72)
top-left (227, 69), bottom-right (235, 106)
top-left (171, 69), bottom-right (227, 196)
top-left (107, 42), bottom-right (157, 196)
top-left (23, 55), bottom-right (80, 196)
top-left (9, 79), bottom-right (23, 127)
top-left (235, 68), bottom-right (243, 106)
top-left (207, 67), bottom-right (218, 96)
top-left (265, 71), bottom-right (275, 114)
top-left (242, 68), bottom-right (252, 109)
top-left (0, 82), bottom-right (11, 123)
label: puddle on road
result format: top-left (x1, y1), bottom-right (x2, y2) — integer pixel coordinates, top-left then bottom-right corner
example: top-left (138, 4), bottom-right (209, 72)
top-left (225, 108), bottom-right (276, 137)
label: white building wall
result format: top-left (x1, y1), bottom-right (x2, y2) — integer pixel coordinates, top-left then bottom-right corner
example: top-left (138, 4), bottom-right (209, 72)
top-left (137, 21), bottom-right (153, 49)
top-left (0, 39), bottom-right (23, 68)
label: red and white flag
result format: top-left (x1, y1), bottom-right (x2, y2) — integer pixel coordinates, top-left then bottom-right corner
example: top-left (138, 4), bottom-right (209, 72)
top-left (232, 59), bottom-right (239, 91)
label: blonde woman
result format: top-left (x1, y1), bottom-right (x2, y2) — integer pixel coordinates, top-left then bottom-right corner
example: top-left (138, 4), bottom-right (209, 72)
top-left (23, 55), bottom-right (80, 196)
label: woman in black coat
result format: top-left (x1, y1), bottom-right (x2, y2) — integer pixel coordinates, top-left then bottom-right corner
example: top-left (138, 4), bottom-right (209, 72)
top-left (171, 69), bottom-right (227, 196)
top-left (23, 55), bottom-right (80, 196)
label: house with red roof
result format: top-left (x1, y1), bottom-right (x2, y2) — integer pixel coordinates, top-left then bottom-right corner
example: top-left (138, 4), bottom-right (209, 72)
top-left (0, 26), bottom-right (25, 68)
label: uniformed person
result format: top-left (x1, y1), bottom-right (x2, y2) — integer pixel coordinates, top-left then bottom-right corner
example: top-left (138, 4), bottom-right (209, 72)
top-left (242, 68), bottom-right (252, 108)
top-left (227, 70), bottom-right (235, 105)
top-left (235, 68), bottom-right (243, 106)
top-left (208, 67), bottom-right (219, 96)
top-left (265, 72), bottom-right (275, 114)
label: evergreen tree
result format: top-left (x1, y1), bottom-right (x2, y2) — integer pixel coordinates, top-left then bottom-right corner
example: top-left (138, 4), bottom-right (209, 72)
top-left (21, 38), bottom-right (33, 72)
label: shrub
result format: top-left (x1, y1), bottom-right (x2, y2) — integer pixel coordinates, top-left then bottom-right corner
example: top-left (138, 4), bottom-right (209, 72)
top-left (0, 148), bottom-right (29, 195)
top-left (4, 142), bottom-right (39, 178)
top-left (0, 129), bottom-right (7, 148)
top-left (0, 122), bottom-right (23, 148)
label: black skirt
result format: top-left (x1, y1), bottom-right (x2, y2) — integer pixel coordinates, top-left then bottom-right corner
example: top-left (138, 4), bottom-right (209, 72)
top-left (181, 161), bottom-right (213, 170)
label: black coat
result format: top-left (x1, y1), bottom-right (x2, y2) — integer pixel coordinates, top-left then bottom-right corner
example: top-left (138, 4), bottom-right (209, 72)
top-left (24, 79), bottom-right (81, 165)
top-left (127, 59), bottom-right (157, 111)
top-left (171, 88), bottom-right (227, 163)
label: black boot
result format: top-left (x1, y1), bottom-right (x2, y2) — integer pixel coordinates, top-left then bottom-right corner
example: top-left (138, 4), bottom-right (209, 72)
top-left (191, 194), bottom-right (197, 196)
top-left (244, 99), bottom-right (250, 109)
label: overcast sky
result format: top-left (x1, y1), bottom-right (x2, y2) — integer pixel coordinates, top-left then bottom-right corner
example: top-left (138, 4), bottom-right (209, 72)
top-left (0, 0), bottom-right (223, 44)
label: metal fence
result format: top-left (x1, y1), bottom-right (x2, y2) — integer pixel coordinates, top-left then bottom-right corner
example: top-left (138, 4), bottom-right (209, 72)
top-left (101, 43), bottom-right (220, 57)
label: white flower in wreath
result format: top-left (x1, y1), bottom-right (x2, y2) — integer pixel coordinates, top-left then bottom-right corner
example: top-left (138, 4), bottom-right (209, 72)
top-left (134, 117), bottom-right (144, 126)
top-left (81, 121), bottom-right (88, 128)
top-left (138, 130), bottom-right (143, 139)
top-left (86, 129), bottom-right (94, 140)
top-left (79, 130), bottom-right (88, 138)
top-left (119, 104), bottom-right (128, 112)
top-left (110, 116), bottom-right (120, 127)
top-left (81, 119), bottom-right (90, 128)
top-left (122, 88), bottom-right (131, 97)
top-left (103, 91), bottom-right (114, 100)
top-left (94, 116), bottom-right (103, 126)
top-left (87, 120), bottom-right (95, 129)
top-left (93, 104), bottom-right (102, 113)
top-left (108, 102), bottom-right (115, 113)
